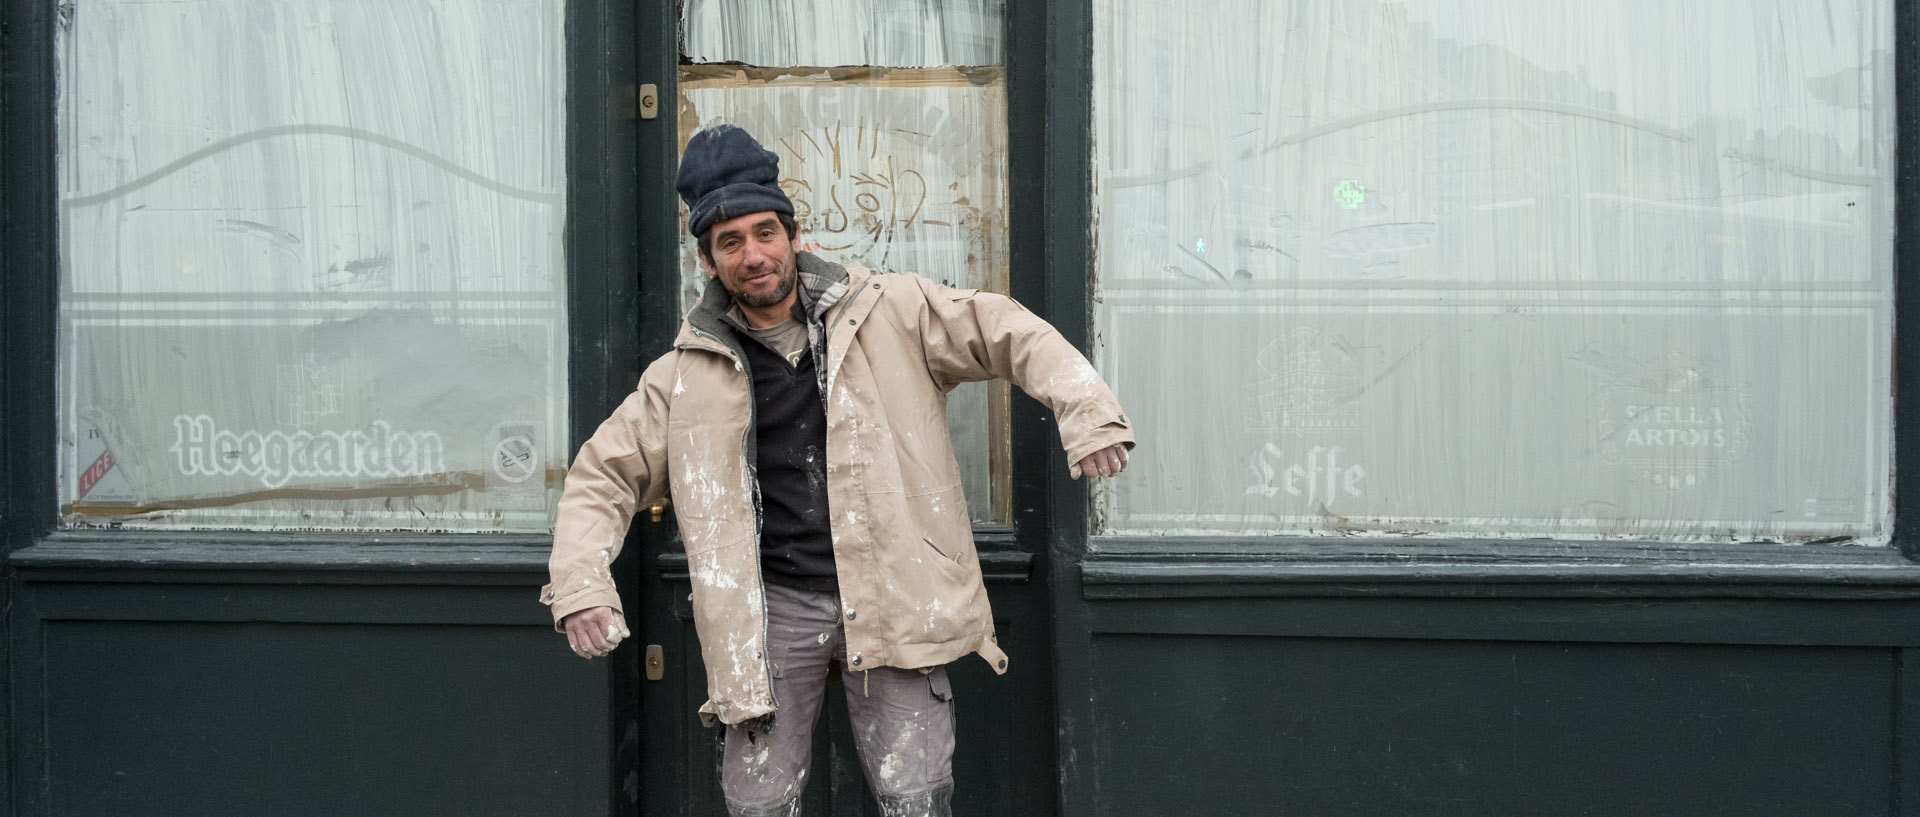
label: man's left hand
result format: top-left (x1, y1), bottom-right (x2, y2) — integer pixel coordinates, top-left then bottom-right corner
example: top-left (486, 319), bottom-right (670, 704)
top-left (1072, 444), bottom-right (1129, 479)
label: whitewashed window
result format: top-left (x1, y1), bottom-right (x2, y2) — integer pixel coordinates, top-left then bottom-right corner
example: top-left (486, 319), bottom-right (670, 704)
top-left (1092, 0), bottom-right (1895, 543)
top-left (679, 0), bottom-right (1011, 523)
top-left (58, 1), bottom-right (568, 532)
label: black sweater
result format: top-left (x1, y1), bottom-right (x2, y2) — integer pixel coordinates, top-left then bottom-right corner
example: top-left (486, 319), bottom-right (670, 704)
top-left (739, 338), bottom-right (837, 591)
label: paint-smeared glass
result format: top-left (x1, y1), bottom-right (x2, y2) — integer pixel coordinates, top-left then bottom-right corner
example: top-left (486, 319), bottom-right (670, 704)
top-left (682, 0), bottom-right (1003, 67)
top-left (1092, 0), bottom-right (1895, 544)
top-left (57, 1), bottom-right (567, 532)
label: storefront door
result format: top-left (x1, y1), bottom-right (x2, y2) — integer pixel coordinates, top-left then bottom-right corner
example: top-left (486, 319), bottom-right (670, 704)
top-left (620, 2), bottom-right (1054, 814)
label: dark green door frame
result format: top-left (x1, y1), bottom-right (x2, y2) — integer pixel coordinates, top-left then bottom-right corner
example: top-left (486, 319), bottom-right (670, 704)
top-left (629, 3), bottom-right (1064, 813)
top-left (574, 1), bottom-right (649, 813)
top-left (0, 0), bottom-right (61, 810)
top-left (629, 7), bottom-right (681, 815)
top-left (1898, 0), bottom-right (1920, 563)
top-left (1006, 0), bottom-right (1096, 814)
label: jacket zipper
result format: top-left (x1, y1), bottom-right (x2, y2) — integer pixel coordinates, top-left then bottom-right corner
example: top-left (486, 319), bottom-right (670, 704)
top-left (680, 329), bottom-right (778, 716)
top-left (684, 271), bottom-right (867, 717)
top-left (811, 279), bottom-right (871, 401)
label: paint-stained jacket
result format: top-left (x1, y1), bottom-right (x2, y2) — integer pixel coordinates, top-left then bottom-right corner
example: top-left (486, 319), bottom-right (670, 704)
top-left (541, 253), bottom-right (1134, 725)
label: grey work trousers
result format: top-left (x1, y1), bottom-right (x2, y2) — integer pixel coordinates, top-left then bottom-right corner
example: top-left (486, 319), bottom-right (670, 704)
top-left (722, 582), bottom-right (956, 817)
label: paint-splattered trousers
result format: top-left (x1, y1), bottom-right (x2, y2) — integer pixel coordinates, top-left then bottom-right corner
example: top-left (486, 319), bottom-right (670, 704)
top-left (722, 582), bottom-right (957, 817)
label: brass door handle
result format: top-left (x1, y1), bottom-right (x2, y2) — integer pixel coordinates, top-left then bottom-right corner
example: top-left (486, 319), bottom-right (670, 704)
top-left (649, 498), bottom-right (671, 523)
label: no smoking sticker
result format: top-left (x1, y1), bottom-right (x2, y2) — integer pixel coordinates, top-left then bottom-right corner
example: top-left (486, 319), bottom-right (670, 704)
top-left (493, 435), bottom-right (538, 483)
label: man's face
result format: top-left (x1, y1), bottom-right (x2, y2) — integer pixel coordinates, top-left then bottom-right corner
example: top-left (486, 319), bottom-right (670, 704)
top-left (702, 211), bottom-right (799, 310)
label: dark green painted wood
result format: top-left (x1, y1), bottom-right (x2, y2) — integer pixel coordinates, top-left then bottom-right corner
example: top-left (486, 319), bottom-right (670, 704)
top-left (42, 620), bottom-right (605, 817)
top-left (1091, 596), bottom-right (1920, 648)
top-left (9, 575), bottom-right (589, 817)
top-left (1896, 0), bottom-right (1919, 563)
top-left (568, 0), bottom-right (620, 444)
top-left (1091, 536), bottom-right (1920, 569)
top-left (1091, 635), bottom-right (1893, 817)
top-left (22, 581), bottom-right (552, 627)
top-left (10, 583), bottom-right (49, 817)
top-left (567, 2), bottom-right (646, 810)
top-left (1080, 549), bottom-right (1920, 602)
top-left (1900, 648), bottom-right (1919, 817)
top-left (12, 534), bottom-right (549, 581)
top-left (2, 0), bottom-right (60, 555)
top-left (632, 3), bottom-right (690, 814)
top-left (997, 2), bottom-right (1077, 813)
top-left (1010, 0), bottom-right (1097, 814)
top-left (636, 0), bottom-right (685, 361)
top-left (1013, 0), bottom-right (1105, 809)
top-left (0, 8), bottom-right (13, 801)
top-left (4, 0), bottom-right (62, 812)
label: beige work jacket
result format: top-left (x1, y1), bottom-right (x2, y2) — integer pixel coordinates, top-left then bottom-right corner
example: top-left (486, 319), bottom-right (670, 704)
top-left (543, 254), bottom-right (1134, 725)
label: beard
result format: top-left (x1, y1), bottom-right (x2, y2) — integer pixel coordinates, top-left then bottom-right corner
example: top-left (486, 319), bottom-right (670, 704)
top-left (729, 263), bottom-right (797, 309)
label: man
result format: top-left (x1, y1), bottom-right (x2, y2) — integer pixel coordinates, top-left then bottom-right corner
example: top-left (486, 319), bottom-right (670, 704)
top-left (542, 125), bottom-right (1134, 817)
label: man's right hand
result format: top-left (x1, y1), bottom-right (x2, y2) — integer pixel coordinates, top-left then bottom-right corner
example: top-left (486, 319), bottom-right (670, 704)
top-left (562, 606), bottom-right (630, 659)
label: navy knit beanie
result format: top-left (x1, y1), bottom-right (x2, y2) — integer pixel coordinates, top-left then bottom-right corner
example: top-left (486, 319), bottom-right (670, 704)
top-left (677, 125), bottom-right (794, 237)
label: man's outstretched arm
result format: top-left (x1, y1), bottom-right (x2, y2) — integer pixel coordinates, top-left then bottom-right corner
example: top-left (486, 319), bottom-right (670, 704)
top-left (907, 276), bottom-right (1137, 475)
top-left (543, 359), bottom-right (674, 658)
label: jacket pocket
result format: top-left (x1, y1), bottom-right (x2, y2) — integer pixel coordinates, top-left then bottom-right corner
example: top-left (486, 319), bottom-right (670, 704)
top-left (922, 537), bottom-right (969, 572)
top-left (928, 665), bottom-right (953, 702)
top-left (677, 507), bottom-right (753, 555)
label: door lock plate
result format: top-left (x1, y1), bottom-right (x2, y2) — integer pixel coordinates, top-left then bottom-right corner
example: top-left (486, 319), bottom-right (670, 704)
top-left (638, 83), bottom-right (659, 120)
top-left (645, 644), bottom-right (664, 681)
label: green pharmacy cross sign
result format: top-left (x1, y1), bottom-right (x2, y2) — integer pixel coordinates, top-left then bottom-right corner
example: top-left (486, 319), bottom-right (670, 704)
top-left (1335, 180), bottom-right (1365, 209)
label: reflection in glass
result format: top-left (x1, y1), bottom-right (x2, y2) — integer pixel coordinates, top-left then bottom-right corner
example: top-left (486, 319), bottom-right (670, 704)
top-left (1092, 0), bottom-right (1894, 543)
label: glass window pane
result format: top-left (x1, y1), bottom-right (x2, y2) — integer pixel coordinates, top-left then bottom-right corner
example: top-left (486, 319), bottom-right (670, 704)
top-left (1092, 0), bottom-right (1895, 543)
top-left (679, 4), bottom-right (1011, 524)
top-left (58, 1), bottom-right (568, 532)
top-left (683, 0), bottom-right (1003, 67)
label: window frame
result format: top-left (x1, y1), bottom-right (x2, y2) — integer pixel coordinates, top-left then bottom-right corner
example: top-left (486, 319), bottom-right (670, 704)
top-left (1, 1), bottom-right (639, 567)
top-left (5, 3), bottom-right (1918, 590)
top-left (1044, 0), bottom-right (1920, 572)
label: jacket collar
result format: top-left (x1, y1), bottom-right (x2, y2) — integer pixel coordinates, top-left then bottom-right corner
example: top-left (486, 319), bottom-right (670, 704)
top-left (680, 251), bottom-right (854, 351)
